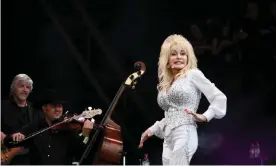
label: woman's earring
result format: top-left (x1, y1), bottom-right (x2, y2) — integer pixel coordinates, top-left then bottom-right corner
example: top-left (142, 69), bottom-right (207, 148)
top-left (167, 65), bottom-right (170, 68)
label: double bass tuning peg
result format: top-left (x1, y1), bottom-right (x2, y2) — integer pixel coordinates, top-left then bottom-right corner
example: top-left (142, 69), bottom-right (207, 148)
top-left (131, 81), bottom-right (137, 89)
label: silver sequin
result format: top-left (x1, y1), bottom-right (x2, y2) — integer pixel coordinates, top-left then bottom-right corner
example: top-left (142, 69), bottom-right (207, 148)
top-left (148, 68), bottom-right (227, 165)
top-left (157, 71), bottom-right (201, 136)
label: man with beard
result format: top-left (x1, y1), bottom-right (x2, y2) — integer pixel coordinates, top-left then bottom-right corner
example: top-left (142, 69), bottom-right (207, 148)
top-left (1, 74), bottom-right (39, 164)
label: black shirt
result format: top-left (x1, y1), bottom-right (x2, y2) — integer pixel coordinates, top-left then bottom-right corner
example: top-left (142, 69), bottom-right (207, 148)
top-left (20, 117), bottom-right (88, 165)
top-left (1, 100), bottom-right (32, 134)
top-left (1, 99), bottom-right (39, 165)
top-left (2, 99), bottom-right (89, 165)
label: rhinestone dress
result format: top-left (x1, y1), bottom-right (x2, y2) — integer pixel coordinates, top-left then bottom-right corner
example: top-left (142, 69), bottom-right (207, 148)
top-left (148, 68), bottom-right (227, 165)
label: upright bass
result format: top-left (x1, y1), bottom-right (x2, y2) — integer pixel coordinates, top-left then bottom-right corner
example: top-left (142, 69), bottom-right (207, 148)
top-left (78, 61), bottom-right (146, 165)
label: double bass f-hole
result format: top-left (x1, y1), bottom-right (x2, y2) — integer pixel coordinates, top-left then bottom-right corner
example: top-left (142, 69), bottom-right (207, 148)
top-left (78, 61), bottom-right (146, 165)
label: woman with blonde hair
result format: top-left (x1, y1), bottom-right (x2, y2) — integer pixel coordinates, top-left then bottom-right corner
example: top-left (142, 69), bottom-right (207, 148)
top-left (139, 34), bottom-right (227, 165)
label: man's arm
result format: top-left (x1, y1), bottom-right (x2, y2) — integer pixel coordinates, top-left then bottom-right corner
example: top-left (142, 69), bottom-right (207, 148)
top-left (68, 130), bottom-right (92, 161)
top-left (3, 110), bottom-right (44, 148)
top-left (69, 119), bottom-right (94, 159)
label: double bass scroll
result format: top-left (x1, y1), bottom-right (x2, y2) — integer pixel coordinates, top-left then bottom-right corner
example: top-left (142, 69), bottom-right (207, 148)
top-left (103, 61), bottom-right (146, 124)
top-left (78, 61), bottom-right (146, 165)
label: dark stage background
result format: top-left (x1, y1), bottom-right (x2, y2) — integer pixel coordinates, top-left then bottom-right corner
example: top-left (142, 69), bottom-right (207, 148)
top-left (1, 0), bottom-right (276, 164)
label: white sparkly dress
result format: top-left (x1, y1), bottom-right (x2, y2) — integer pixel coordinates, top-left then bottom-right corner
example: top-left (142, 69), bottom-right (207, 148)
top-left (148, 68), bottom-right (227, 165)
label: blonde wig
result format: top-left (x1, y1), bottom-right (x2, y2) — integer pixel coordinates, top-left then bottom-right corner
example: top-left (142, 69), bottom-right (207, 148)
top-left (157, 34), bottom-right (198, 91)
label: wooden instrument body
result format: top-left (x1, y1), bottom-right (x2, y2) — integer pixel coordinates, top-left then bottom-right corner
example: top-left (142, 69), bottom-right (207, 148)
top-left (1, 146), bottom-right (27, 165)
top-left (89, 61), bottom-right (146, 165)
top-left (94, 125), bottom-right (123, 165)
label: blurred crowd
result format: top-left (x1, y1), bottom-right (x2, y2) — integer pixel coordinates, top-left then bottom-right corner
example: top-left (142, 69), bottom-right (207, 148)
top-left (185, 1), bottom-right (275, 96)
top-left (183, 2), bottom-right (276, 164)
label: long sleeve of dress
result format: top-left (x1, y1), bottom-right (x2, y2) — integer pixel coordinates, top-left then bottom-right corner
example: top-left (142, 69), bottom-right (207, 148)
top-left (191, 69), bottom-right (227, 122)
top-left (148, 118), bottom-right (166, 139)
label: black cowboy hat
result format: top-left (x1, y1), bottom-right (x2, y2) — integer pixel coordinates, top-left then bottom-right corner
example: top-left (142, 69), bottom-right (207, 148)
top-left (34, 89), bottom-right (67, 109)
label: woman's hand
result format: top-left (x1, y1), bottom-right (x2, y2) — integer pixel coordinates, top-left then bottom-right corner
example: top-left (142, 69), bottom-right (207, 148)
top-left (138, 129), bottom-right (152, 148)
top-left (185, 109), bottom-right (207, 122)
